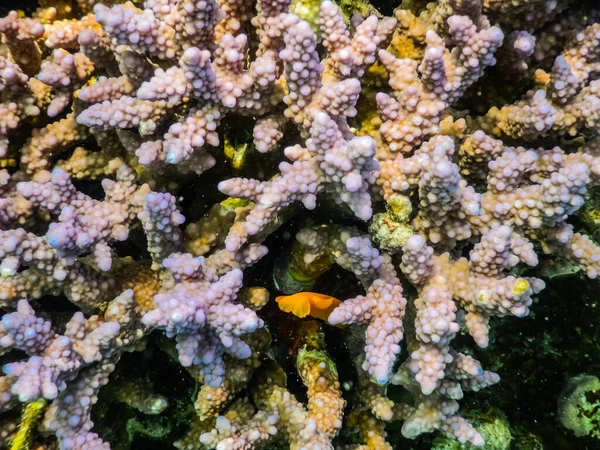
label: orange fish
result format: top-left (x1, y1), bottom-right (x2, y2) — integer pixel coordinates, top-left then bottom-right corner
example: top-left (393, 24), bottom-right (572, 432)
top-left (275, 292), bottom-right (342, 322)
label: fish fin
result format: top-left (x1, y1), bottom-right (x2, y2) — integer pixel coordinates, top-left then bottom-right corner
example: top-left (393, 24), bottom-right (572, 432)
top-left (310, 293), bottom-right (337, 310)
top-left (276, 295), bottom-right (311, 318)
top-left (311, 298), bottom-right (342, 321)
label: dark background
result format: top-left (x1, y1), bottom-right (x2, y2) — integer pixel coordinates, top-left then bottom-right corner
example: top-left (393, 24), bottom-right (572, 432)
top-left (0, 0), bottom-right (38, 16)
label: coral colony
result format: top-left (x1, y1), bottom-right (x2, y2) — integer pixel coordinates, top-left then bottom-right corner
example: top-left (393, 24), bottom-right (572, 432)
top-left (0, 0), bottom-right (599, 448)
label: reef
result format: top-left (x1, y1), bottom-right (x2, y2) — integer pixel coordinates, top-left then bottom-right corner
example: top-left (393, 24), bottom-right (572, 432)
top-left (0, 0), bottom-right (599, 448)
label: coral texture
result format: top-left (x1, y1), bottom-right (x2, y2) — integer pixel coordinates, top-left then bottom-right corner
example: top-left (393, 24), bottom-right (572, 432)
top-left (1, 0), bottom-right (600, 449)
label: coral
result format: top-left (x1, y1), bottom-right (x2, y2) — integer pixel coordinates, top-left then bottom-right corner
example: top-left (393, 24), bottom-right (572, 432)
top-left (376, 13), bottom-right (502, 156)
top-left (191, 328), bottom-right (269, 422)
top-left (139, 245), bottom-right (266, 387)
top-left (0, 0), bottom-right (600, 449)
top-left (200, 322), bottom-right (344, 450)
top-left (110, 378), bottom-right (168, 415)
top-left (479, 23), bottom-right (600, 140)
top-left (8, 398), bottom-right (48, 450)
top-left (483, 0), bottom-right (572, 32)
top-left (183, 203), bottom-right (237, 257)
top-left (558, 374), bottom-right (600, 438)
top-left (368, 193), bottom-right (414, 252)
top-left (15, 164), bottom-right (154, 271)
top-left (0, 290), bottom-right (143, 449)
top-left (0, 11), bottom-right (44, 76)
top-left (0, 414), bottom-right (18, 448)
top-left (346, 408), bottom-right (393, 450)
top-left (200, 361), bottom-right (334, 449)
top-left (430, 408), bottom-right (512, 450)
top-left (220, 111), bottom-right (379, 251)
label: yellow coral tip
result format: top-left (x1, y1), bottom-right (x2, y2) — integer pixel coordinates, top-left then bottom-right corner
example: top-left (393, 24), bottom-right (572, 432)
top-left (476, 290), bottom-right (490, 304)
top-left (512, 279), bottom-right (530, 295)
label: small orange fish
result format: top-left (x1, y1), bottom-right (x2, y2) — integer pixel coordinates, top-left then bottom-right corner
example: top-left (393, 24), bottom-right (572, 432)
top-left (275, 292), bottom-right (342, 322)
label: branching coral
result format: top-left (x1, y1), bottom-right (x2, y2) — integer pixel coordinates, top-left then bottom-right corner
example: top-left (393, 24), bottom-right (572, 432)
top-left (479, 23), bottom-right (600, 140)
top-left (141, 247), bottom-right (266, 387)
top-left (0, 0), bottom-right (600, 448)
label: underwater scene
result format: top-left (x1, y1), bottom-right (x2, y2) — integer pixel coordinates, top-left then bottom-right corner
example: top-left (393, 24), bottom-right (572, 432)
top-left (0, 0), bottom-right (600, 448)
